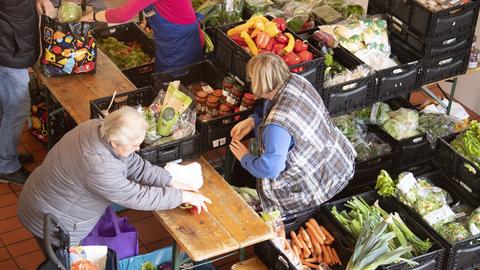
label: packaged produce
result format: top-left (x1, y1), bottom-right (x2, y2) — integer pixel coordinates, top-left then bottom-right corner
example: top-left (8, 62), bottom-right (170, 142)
top-left (468, 207), bottom-right (480, 235)
top-left (451, 120), bottom-right (480, 169)
top-left (58, 1), bottom-right (82, 23)
top-left (353, 132), bottom-right (391, 161)
top-left (311, 5), bottom-right (343, 24)
top-left (354, 49), bottom-right (397, 70)
top-left (354, 102), bottom-right (391, 125)
top-left (418, 113), bottom-right (455, 143)
top-left (381, 108), bottom-right (421, 140)
top-left (157, 81), bottom-right (193, 137)
top-left (436, 222), bottom-right (471, 243)
top-left (232, 186), bottom-right (262, 212)
top-left (332, 115), bottom-right (362, 140)
top-left (324, 64), bottom-right (371, 88)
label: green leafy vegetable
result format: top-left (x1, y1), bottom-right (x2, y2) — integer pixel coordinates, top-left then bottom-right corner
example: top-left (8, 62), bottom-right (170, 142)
top-left (140, 261), bottom-right (155, 270)
top-left (451, 120), bottom-right (480, 169)
top-left (376, 170), bottom-right (395, 197)
top-left (98, 37), bottom-right (152, 70)
top-left (58, 1), bottom-right (82, 23)
top-left (468, 207), bottom-right (480, 236)
top-left (381, 108), bottom-right (421, 140)
top-left (332, 115), bottom-right (360, 141)
top-left (436, 222), bottom-right (470, 243)
top-left (418, 113), bottom-right (455, 143)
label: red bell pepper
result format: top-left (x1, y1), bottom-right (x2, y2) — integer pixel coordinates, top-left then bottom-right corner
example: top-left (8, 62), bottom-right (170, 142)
top-left (255, 32), bottom-right (271, 50)
top-left (230, 33), bottom-right (247, 46)
top-left (275, 33), bottom-right (289, 44)
top-left (265, 39), bottom-right (275, 51)
top-left (282, 52), bottom-right (301, 66)
top-left (272, 18), bottom-right (287, 32)
top-left (298, 50), bottom-right (313, 62)
top-left (272, 43), bottom-right (286, 55)
top-left (294, 39), bottom-right (309, 53)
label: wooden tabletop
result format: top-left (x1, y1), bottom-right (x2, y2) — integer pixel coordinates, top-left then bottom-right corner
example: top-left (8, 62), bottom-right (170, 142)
top-left (32, 49), bottom-right (136, 124)
top-left (153, 157), bottom-right (273, 262)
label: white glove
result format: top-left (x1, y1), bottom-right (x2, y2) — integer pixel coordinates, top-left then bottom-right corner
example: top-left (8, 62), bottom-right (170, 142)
top-left (165, 162), bottom-right (203, 191)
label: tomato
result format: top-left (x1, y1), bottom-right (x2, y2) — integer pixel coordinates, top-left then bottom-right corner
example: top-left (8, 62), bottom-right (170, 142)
top-left (272, 18), bottom-right (287, 32)
top-left (291, 66), bottom-right (304, 73)
top-left (294, 39), bottom-right (309, 53)
top-left (298, 50), bottom-right (313, 62)
top-left (272, 43), bottom-right (286, 55)
top-left (189, 206), bottom-right (199, 215)
top-left (275, 33), bottom-right (289, 44)
top-left (282, 52), bottom-right (301, 66)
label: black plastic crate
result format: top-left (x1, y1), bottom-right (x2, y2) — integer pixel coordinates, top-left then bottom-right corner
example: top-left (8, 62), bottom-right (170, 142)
top-left (89, 86), bottom-right (201, 165)
top-left (436, 136), bottom-right (480, 198)
top-left (421, 51), bottom-right (469, 86)
top-left (392, 170), bottom-right (480, 270)
top-left (369, 98), bottom-right (435, 169)
top-left (323, 190), bottom-right (445, 270)
top-left (151, 60), bottom-right (254, 152)
top-left (368, 0), bottom-right (480, 42)
top-left (388, 18), bottom-right (474, 59)
top-left (95, 22), bottom-right (155, 88)
top-left (374, 29), bottom-right (423, 102)
top-left (215, 21), bottom-right (325, 88)
top-left (254, 208), bottom-right (353, 270)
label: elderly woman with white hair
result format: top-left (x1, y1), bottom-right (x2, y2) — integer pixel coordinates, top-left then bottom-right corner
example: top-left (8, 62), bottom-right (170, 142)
top-left (229, 53), bottom-right (356, 216)
top-left (17, 106), bottom-right (211, 250)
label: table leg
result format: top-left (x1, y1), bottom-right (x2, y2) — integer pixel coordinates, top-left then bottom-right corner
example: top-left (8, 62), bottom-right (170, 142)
top-left (173, 242), bottom-right (182, 270)
top-left (239, 247), bottom-right (246, 261)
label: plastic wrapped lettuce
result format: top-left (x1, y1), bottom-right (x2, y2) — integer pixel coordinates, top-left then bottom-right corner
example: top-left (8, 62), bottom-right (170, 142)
top-left (436, 222), bottom-right (471, 243)
top-left (451, 120), bottom-right (480, 169)
top-left (354, 102), bottom-right (391, 125)
top-left (58, 1), bottom-right (82, 23)
top-left (468, 207), bottom-right (480, 236)
top-left (381, 108), bottom-right (421, 140)
top-left (332, 115), bottom-right (364, 140)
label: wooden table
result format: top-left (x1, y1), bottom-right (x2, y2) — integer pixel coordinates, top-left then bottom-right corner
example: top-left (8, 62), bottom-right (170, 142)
top-left (153, 157), bottom-right (273, 269)
top-left (32, 49), bottom-right (136, 124)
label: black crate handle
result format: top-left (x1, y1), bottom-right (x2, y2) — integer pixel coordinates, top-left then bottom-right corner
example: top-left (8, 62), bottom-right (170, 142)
top-left (169, 68), bottom-right (191, 79)
top-left (448, 6), bottom-right (466, 15)
top-left (469, 237), bottom-right (480, 246)
top-left (438, 57), bottom-right (454, 66)
top-left (113, 95), bottom-right (128, 104)
top-left (138, 65), bottom-right (154, 74)
top-left (443, 37), bottom-right (458, 46)
top-left (157, 145), bottom-right (179, 155)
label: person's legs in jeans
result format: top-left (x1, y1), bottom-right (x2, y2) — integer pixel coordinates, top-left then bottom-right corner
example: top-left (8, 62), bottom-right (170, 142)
top-left (0, 66), bottom-right (31, 182)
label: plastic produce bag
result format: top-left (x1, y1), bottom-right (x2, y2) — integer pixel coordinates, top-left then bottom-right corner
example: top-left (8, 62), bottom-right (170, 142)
top-left (354, 49), bottom-right (397, 70)
top-left (353, 132), bottom-right (391, 161)
top-left (324, 64), bottom-right (371, 88)
top-left (381, 108), bottom-right (421, 140)
top-left (157, 81), bottom-right (193, 137)
top-left (332, 115), bottom-right (365, 140)
top-left (58, 1), bottom-right (82, 23)
top-left (436, 221), bottom-right (471, 243)
top-left (354, 102), bottom-right (391, 125)
top-left (418, 113), bottom-right (455, 144)
top-left (468, 207), bottom-right (480, 236)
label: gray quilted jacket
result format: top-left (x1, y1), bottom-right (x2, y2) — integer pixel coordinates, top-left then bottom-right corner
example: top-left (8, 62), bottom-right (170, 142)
top-left (18, 119), bottom-right (182, 245)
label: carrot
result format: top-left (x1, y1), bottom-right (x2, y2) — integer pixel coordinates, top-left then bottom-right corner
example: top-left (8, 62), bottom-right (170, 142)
top-left (290, 231), bottom-right (303, 251)
top-left (326, 246), bottom-right (335, 266)
top-left (305, 222), bottom-right (325, 245)
top-left (304, 257), bottom-right (318, 263)
top-left (317, 254), bottom-right (323, 263)
top-left (300, 227), bottom-right (313, 250)
top-left (292, 243), bottom-right (300, 259)
top-left (308, 218), bottom-right (327, 241)
top-left (298, 233), bottom-right (311, 256)
top-left (301, 261), bottom-right (319, 269)
top-left (321, 245), bottom-right (331, 265)
top-left (320, 225), bottom-right (335, 243)
top-left (332, 247), bottom-right (342, 265)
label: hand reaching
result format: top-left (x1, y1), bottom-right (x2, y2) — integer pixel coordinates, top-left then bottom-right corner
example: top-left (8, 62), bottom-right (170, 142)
top-left (230, 118), bottom-right (254, 142)
top-left (229, 140), bottom-right (250, 161)
top-left (36, 0), bottom-right (55, 17)
top-left (182, 191), bottom-right (212, 214)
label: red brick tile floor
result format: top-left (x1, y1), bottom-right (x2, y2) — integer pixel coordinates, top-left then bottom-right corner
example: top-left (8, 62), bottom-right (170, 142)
top-left (2, 85), bottom-right (477, 269)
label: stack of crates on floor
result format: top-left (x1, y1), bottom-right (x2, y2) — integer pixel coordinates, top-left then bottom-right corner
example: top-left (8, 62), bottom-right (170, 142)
top-left (368, 0), bottom-right (480, 85)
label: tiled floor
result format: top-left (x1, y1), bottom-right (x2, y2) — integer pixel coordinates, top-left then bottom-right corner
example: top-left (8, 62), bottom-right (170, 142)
top-left (1, 85), bottom-right (478, 269)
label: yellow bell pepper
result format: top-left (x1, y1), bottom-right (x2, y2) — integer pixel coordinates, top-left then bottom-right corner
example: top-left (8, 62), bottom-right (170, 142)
top-left (283, 33), bottom-right (295, 53)
top-left (227, 15), bottom-right (269, 36)
top-left (241, 31), bottom-right (258, 56)
top-left (264, 21), bottom-right (280, 37)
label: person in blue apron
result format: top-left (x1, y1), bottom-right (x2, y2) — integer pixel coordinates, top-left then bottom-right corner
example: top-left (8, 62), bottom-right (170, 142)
top-left (81, 0), bottom-right (204, 72)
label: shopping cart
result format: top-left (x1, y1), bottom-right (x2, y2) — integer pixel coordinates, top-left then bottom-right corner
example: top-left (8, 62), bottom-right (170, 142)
top-left (37, 213), bottom-right (118, 270)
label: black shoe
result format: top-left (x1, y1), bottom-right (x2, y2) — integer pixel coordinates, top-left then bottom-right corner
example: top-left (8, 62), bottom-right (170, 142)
top-left (0, 166), bottom-right (30, 185)
top-left (18, 153), bottom-right (34, 164)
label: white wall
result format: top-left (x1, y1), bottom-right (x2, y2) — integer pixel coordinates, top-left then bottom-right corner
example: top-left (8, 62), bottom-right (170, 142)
top-left (438, 14), bottom-right (480, 114)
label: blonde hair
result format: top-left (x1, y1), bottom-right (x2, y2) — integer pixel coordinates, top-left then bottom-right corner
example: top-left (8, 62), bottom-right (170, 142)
top-left (100, 106), bottom-right (147, 146)
top-left (246, 53), bottom-right (291, 98)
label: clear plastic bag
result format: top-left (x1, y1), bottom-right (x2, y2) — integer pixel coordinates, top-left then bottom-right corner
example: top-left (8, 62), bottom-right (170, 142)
top-left (381, 108), bottom-right (421, 140)
top-left (418, 113), bottom-right (455, 144)
top-left (352, 132), bottom-right (392, 161)
top-left (324, 64), bottom-right (371, 88)
top-left (57, 1), bottom-right (82, 23)
top-left (468, 207), bottom-right (480, 236)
